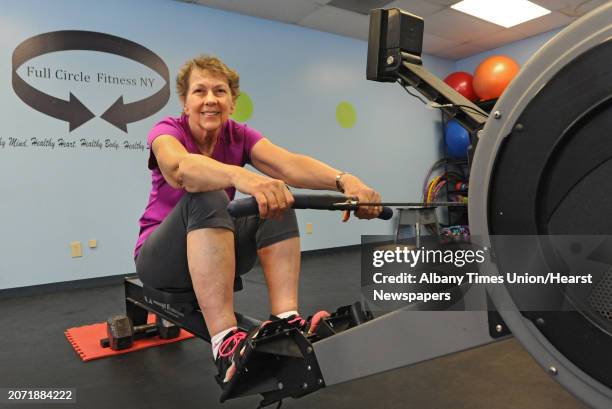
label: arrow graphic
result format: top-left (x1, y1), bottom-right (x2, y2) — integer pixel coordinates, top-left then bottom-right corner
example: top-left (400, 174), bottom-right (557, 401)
top-left (12, 31), bottom-right (170, 132)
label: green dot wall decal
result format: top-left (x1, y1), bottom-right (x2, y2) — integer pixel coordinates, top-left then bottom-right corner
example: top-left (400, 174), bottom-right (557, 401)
top-left (336, 101), bottom-right (357, 128)
top-left (231, 91), bottom-right (253, 122)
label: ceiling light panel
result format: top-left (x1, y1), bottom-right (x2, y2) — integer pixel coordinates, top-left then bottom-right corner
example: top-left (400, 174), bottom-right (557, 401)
top-left (451, 0), bottom-right (551, 28)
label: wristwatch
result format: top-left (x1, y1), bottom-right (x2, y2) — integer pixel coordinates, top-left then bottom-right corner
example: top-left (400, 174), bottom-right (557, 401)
top-left (336, 172), bottom-right (350, 193)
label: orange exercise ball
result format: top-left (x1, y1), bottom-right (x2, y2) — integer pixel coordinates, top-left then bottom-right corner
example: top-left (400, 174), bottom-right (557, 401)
top-left (473, 55), bottom-right (520, 101)
top-left (444, 71), bottom-right (478, 102)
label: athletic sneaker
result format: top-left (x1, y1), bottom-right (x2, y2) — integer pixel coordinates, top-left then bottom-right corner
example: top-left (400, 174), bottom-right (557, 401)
top-left (215, 328), bottom-right (248, 385)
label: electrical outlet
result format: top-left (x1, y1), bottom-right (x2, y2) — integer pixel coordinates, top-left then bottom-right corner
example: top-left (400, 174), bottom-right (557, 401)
top-left (306, 223), bottom-right (313, 234)
top-left (70, 241), bottom-right (82, 258)
top-left (88, 239), bottom-right (97, 248)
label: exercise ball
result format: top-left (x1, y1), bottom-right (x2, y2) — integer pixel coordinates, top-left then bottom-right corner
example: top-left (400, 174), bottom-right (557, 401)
top-left (445, 120), bottom-right (470, 158)
top-left (473, 55), bottom-right (520, 100)
top-left (444, 71), bottom-right (478, 101)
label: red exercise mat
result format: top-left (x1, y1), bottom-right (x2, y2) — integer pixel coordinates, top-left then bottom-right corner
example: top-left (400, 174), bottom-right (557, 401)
top-left (65, 314), bottom-right (195, 361)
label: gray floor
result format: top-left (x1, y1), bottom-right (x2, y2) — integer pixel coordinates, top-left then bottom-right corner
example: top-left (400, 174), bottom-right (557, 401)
top-left (0, 248), bottom-right (589, 409)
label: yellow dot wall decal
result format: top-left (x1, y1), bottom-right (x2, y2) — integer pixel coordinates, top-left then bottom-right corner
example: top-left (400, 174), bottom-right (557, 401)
top-left (336, 102), bottom-right (357, 128)
top-left (231, 91), bottom-right (253, 122)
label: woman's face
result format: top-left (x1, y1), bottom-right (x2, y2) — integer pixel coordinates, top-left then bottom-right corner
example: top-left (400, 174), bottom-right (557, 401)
top-left (183, 69), bottom-right (235, 138)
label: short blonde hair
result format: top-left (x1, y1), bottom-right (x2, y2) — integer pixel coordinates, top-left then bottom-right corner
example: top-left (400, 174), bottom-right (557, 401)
top-left (176, 55), bottom-right (240, 102)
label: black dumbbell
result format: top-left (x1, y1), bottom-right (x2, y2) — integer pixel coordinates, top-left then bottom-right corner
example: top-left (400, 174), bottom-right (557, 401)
top-left (100, 314), bottom-right (180, 350)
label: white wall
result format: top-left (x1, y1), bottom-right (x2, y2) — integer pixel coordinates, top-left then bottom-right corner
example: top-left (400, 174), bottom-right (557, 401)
top-left (0, 0), bottom-right (453, 289)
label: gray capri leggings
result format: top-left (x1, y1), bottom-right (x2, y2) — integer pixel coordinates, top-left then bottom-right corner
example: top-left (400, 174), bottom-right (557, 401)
top-left (135, 191), bottom-right (300, 291)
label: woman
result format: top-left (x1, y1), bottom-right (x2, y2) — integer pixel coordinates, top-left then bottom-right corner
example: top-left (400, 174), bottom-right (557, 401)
top-left (134, 55), bottom-right (382, 386)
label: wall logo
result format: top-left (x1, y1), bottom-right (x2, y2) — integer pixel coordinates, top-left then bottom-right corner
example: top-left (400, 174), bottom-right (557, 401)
top-left (11, 30), bottom-right (170, 132)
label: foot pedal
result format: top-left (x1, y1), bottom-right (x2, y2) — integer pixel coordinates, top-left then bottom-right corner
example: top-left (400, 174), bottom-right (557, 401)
top-left (311, 302), bottom-right (373, 341)
top-left (218, 319), bottom-right (324, 405)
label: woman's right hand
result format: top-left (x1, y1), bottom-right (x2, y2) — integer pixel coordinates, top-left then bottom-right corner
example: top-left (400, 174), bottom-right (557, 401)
top-left (232, 168), bottom-right (294, 219)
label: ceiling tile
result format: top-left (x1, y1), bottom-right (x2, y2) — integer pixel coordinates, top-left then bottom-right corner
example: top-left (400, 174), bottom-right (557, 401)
top-left (294, 0), bottom-right (334, 4)
top-left (423, 32), bottom-right (460, 53)
top-left (297, 5), bottom-right (371, 40)
top-left (195, 0), bottom-right (324, 24)
top-left (515, 10), bottom-right (573, 36)
top-left (422, 0), bottom-right (462, 5)
top-left (530, 0), bottom-right (569, 11)
top-left (327, 0), bottom-right (395, 15)
top-left (532, 0), bottom-right (608, 15)
top-left (385, 0), bottom-right (444, 16)
top-left (469, 26), bottom-right (534, 51)
top-left (435, 42), bottom-right (486, 59)
top-left (556, 0), bottom-right (609, 17)
top-left (423, 7), bottom-right (505, 42)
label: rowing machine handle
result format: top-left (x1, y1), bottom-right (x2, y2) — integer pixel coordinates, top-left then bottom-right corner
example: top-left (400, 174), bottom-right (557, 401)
top-left (227, 194), bottom-right (394, 220)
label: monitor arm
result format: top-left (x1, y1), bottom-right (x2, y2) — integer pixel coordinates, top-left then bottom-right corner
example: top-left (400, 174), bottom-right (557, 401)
top-left (367, 8), bottom-right (488, 135)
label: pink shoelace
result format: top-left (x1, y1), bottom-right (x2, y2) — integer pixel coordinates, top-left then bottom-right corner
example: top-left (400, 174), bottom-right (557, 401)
top-left (287, 316), bottom-right (306, 327)
top-left (218, 331), bottom-right (247, 358)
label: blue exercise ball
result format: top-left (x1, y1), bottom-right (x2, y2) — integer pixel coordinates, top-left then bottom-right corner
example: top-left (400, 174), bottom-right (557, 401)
top-left (445, 120), bottom-right (471, 158)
